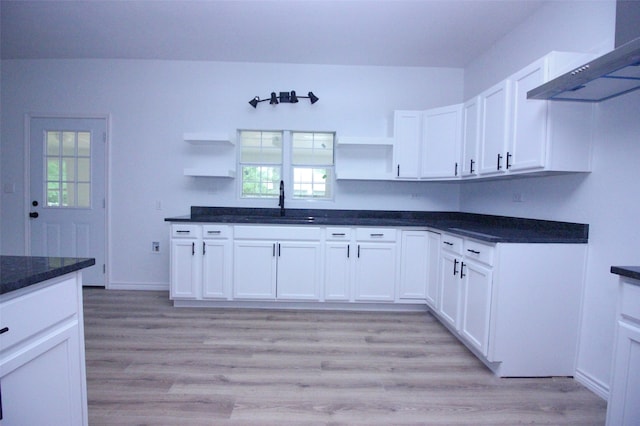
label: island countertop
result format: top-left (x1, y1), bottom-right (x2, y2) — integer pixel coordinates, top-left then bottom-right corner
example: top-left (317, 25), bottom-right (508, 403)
top-left (0, 256), bottom-right (96, 296)
top-left (611, 266), bottom-right (640, 282)
top-left (165, 207), bottom-right (589, 244)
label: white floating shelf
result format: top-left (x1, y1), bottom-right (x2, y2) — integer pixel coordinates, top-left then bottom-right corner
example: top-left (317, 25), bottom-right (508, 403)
top-left (183, 133), bottom-right (234, 145)
top-left (337, 136), bottom-right (394, 146)
top-left (183, 168), bottom-right (236, 178)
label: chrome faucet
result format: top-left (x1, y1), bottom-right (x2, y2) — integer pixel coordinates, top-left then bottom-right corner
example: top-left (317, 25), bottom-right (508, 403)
top-left (278, 180), bottom-right (285, 216)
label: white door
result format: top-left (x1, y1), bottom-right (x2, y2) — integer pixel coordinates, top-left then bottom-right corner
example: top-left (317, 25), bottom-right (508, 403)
top-left (29, 117), bottom-right (107, 286)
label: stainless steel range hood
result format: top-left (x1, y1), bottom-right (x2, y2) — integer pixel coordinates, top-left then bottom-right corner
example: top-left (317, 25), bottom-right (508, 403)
top-left (527, 1), bottom-right (640, 102)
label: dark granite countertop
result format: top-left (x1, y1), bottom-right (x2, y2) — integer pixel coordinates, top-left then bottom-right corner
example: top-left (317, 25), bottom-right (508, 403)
top-left (611, 266), bottom-right (640, 282)
top-left (165, 207), bottom-right (589, 244)
top-left (0, 256), bottom-right (96, 296)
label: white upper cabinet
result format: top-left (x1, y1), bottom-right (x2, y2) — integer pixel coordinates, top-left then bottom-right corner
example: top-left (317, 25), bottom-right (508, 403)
top-left (461, 96), bottom-right (481, 177)
top-left (393, 110), bottom-right (422, 179)
top-left (421, 104), bottom-right (463, 179)
top-left (478, 80), bottom-right (511, 176)
top-left (508, 52), bottom-right (594, 174)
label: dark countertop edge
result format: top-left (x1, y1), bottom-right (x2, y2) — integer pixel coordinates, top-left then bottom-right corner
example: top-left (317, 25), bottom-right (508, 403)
top-left (165, 207), bottom-right (588, 244)
top-left (611, 266), bottom-right (640, 282)
top-left (0, 256), bottom-right (96, 296)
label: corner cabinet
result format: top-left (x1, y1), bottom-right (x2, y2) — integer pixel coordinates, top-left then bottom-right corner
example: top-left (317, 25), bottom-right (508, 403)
top-left (0, 274), bottom-right (88, 425)
top-left (433, 233), bottom-right (587, 377)
top-left (182, 133), bottom-right (236, 178)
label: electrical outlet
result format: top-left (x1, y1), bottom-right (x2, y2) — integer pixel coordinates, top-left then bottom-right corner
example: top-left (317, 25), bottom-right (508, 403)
top-left (512, 192), bottom-right (524, 202)
top-left (152, 241), bottom-right (160, 253)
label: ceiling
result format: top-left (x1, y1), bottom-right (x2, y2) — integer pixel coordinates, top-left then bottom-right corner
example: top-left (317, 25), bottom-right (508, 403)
top-left (0, 0), bottom-right (548, 68)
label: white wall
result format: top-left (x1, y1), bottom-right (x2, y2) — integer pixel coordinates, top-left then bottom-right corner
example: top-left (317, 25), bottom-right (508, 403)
top-left (462, 0), bottom-right (627, 397)
top-left (0, 59), bottom-right (463, 287)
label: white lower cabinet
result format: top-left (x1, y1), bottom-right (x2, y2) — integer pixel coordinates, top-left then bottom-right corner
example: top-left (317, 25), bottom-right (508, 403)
top-left (399, 230), bottom-right (430, 299)
top-left (607, 278), bottom-right (640, 426)
top-left (439, 234), bottom-right (464, 329)
top-left (232, 226), bottom-right (322, 301)
top-left (459, 243), bottom-right (493, 357)
top-left (324, 228), bottom-right (353, 301)
top-left (0, 274), bottom-right (88, 425)
top-left (170, 224), bottom-right (232, 300)
top-left (354, 228), bottom-right (397, 302)
top-left (434, 233), bottom-right (586, 377)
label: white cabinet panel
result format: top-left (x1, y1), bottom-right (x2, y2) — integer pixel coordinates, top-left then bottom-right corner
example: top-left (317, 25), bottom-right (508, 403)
top-left (421, 104), bottom-right (463, 179)
top-left (460, 260), bottom-right (493, 356)
top-left (325, 242), bottom-right (352, 301)
top-left (170, 239), bottom-right (199, 299)
top-left (354, 242), bottom-right (397, 301)
top-left (399, 230), bottom-right (429, 299)
top-left (233, 241), bottom-right (277, 299)
top-left (462, 96), bottom-right (481, 177)
top-left (479, 80), bottom-right (511, 176)
top-left (277, 241), bottom-right (322, 300)
top-left (393, 110), bottom-right (422, 178)
top-left (202, 239), bottom-right (232, 299)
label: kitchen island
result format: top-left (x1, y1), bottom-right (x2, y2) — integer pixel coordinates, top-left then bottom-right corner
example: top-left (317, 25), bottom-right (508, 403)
top-left (0, 255), bottom-right (94, 425)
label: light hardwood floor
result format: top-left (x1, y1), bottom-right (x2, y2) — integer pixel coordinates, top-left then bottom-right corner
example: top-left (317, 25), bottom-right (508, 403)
top-left (83, 289), bottom-right (606, 425)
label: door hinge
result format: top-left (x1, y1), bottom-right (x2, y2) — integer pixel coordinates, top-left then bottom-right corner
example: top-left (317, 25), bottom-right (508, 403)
top-left (103, 264), bottom-right (106, 274)
top-left (103, 132), bottom-right (107, 143)
top-left (102, 198), bottom-right (106, 208)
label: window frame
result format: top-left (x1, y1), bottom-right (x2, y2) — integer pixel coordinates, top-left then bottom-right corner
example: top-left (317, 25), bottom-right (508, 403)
top-left (237, 129), bottom-right (335, 203)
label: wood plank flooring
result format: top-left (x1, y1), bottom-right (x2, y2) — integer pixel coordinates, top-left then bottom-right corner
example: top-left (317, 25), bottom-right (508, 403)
top-left (83, 288), bottom-right (606, 425)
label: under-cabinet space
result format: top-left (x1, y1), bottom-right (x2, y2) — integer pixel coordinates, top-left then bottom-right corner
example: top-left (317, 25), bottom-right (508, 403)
top-left (335, 137), bottom-right (394, 180)
top-left (182, 132), bottom-right (236, 178)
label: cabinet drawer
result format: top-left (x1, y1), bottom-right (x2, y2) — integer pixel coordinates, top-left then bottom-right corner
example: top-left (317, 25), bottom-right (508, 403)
top-left (356, 228), bottom-right (397, 242)
top-left (234, 225), bottom-right (322, 240)
top-left (441, 233), bottom-right (463, 254)
top-left (464, 239), bottom-right (495, 266)
top-left (0, 276), bottom-right (78, 353)
top-left (202, 225), bottom-right (232, 239)
top-left (621, 280), bottom-right (640, 322)
top-left (326, 228), bottom-right (352, 240)
top-left (171, 224), bottom-right (201, 238)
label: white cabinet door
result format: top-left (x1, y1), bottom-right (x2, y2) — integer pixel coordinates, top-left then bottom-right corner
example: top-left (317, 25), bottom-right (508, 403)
top-left (325, 242), bottom-right (352, 301)
top-left (393, 110), bottom-right (422, 178)
top-left (479, 80), bottom-right (510, 176)
top-left (170, 239), bottom-right (200, 299)
top-left (607, 321), bottom-right (640, 426)
top-left (425, 231), bottom-right (441, 309)
top-left (509, 58), bottom-right (548, 172)
top-left (460, 260), bottom-right (493, 356)
top-left (277, 241), bottom-right (322, 300)
top-left (421, 104), bottom-right (463, 179)
top-left (233, 240), bottom-right (277, 299)
top-left (399, 230), bottom-right (429, 299)
top-left (202, 239), bottom-right (232, 299)
top-left (461, 96), bottom-right (481, 177)
top-left (1, 325), bottom-right (85, 426)
top-left (354, 242), bottom-right (397, 301)
top-left (439, 251), bottom-right (461, 329)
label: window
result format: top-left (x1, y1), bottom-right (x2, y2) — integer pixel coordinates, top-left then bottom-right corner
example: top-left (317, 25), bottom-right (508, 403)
top-left (291, 132), bottom-right (334, 199)
top-left (239, 130), bottom-right (282, 198)
top-left (45, 130), bottom-right (91, 208)
top-left (239, 130), bottom-right (334, 200)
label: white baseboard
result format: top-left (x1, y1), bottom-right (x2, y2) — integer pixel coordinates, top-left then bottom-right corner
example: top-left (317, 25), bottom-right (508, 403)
top-left (574, 368), bottom-right (609, 400)
top-left (107, 281), bottom-right (169, 291)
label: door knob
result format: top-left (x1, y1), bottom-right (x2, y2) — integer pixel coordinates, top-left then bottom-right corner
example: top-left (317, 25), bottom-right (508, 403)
top-left (29, 212), bottom-right (39, 218)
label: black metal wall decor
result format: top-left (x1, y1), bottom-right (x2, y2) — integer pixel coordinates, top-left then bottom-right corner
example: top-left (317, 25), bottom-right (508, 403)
top-left (249, 91), bottom-right (319, 108)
